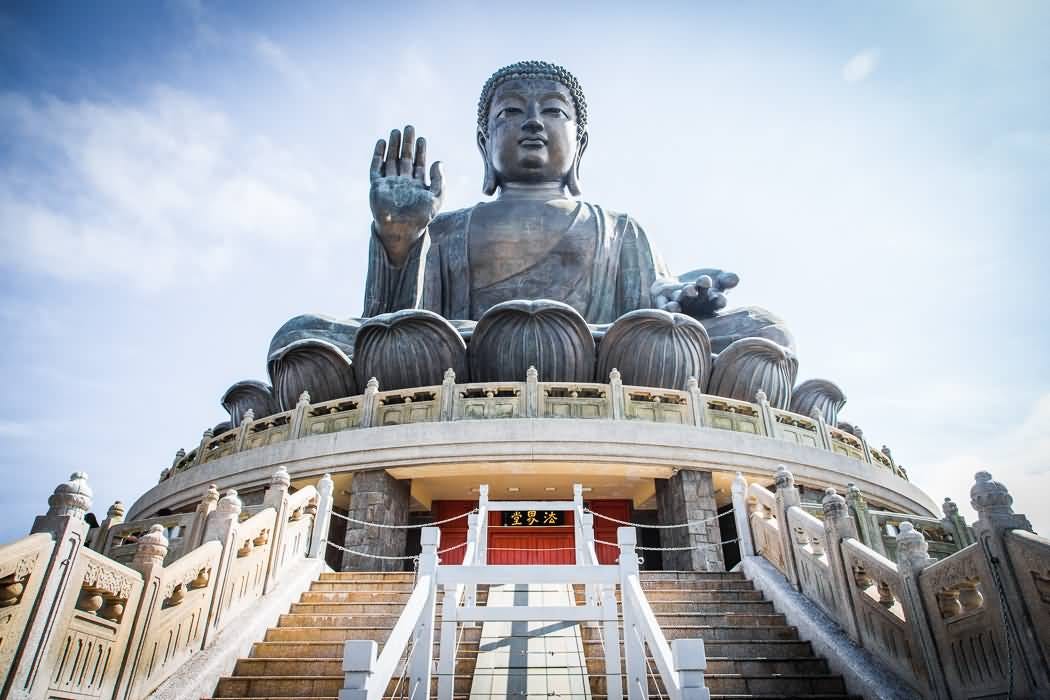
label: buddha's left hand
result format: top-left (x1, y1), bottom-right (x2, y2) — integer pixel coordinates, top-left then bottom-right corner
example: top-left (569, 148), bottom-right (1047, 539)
top-left (651, 270), bottom-right (739, 319)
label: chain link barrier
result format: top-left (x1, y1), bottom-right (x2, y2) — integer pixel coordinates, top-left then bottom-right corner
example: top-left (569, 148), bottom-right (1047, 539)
top-left (330, 508), bottom-right (477, 529)
top-left (585, 507), bottom-right (732, 529)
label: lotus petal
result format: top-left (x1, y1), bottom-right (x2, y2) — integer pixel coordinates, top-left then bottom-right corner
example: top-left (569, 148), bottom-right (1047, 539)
top-left (268, 338), bottom-right (357, 410)
top-left (470, 299), bottom-right (594, 382)
top-left (354, 309), bottom-right (467, 390)
top-left (596, 309), bottom-right (712, 390)
top-left (790, 379), bottom-right (847, 424)
top-left (221, 380), bottom-right (278, 425)
top-left (708, 337), bottom-right (798, 408)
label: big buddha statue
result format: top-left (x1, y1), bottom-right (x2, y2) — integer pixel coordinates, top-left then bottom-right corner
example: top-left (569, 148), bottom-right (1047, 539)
top-left (222, 62), bottom-right (845, 428)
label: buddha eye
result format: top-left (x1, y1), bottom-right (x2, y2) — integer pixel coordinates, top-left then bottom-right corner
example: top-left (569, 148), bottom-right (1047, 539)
top-left (542, 108), bottom-right (567, 118)
top-left (497, 107), bottom-right (523, 119)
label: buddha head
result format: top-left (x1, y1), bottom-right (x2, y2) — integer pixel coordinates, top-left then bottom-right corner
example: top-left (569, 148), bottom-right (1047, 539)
top-left (477, 61), bottom-right (589, 196)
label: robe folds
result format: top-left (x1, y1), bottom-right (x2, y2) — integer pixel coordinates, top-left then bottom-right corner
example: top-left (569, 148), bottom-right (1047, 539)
top-left (362, 202), bottom-right (672, 324)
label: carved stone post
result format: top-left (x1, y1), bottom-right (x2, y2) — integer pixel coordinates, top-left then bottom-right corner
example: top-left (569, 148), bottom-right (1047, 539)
top-left (730, 473), bottom-right (754, 558)
top-left (853, 425), bottom-right (875, 465)
top-left (263, 466), bottom-right (291, 593)
top-left (92, 500), bottom-right (125, 553)
top-left (234, 408), bottom-right (256, 452)
top-left (610, 368), bottom-right (625, 420)
top-left (202, 489), bottom-right (242, 643)
top-left (194, 428), bottom-right (214, 465)
top-left (969, 471), bottom-right (1049, 694)
top-left (772, 466), bottom-right (801, 589)
top-left (525, 365), bottom-right (539, 417)
top-left (687, 376), bottom-right (705, 427)
top-left (360, 377), bottom-right (379, 427)
top-left (290, 390), bottom-right (311, 439)
top-left (820, 489), bottom-right (860, 641)
top-left (755, 390), bottom-right (776, 437)
top-left (845, 483), bottom-right (884, 556)
top-left (809, 407), bottom-right (833, 450)
top-left (9, 473), bottom-right (94, 699)
top-left (117, 524), bottom-right (171, 700)
top-left (895, 522), bottom-right (950, 700)
top-left (186, 484), bottom-right (220, 551)
top-left (940, 496), bottom-right (974, 549)
top-left (439, 368), bottom-right (456, 421)
top-left (310, 473), bottom-right (334, 559)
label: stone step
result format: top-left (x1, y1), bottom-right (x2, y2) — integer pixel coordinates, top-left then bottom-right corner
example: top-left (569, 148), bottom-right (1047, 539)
top-left (234, 655), bottom-right (479, 677)
top-left (582, 638), bottom-right (815, 659)
top-left (264, 626), bottom-right (396, 642)
top-left (277, 613), bottom-right (402, 628)
top-left (214, 673), bottom-right (472, 698)
top-left (638, 579), bottom-right (757, 591)
top-left (581, 589), bottom-right (765, 603)
top-left (603, 624), bottom-right (800, 641)
top-left (251, 633), bottom-right (482, 659)
top-left (317, 571), bottom-right (416, 582)
top-left (298, 589), bottom-right (490, 604)
top-left (308, 581), bottom-right (415, 592)
top-left (588, 672), bottom-right (847, 696)
top-left (639, 571), bottom-right (747, 581)
top-left (289, 601), bottom-right (448, 614)
top-left (582, 654), bottom-right (830, 676)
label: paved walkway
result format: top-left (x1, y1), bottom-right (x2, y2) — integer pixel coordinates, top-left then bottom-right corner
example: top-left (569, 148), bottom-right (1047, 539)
top-left (468, 583), bottom-right (592, 700)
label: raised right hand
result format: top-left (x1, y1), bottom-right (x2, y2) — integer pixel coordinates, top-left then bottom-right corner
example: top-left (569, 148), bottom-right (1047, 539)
top-left (369, 125), bottom-right (444, 267)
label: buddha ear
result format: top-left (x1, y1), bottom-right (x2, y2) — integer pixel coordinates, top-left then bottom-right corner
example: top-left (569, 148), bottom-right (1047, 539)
top-left (477, 129), bottom-right (498, 196)
top-left (566, 131), bottom-right (588, 196)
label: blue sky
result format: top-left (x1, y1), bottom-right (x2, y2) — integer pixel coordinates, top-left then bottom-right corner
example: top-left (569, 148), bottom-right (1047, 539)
top-left (1, 1), bottom-right (1048, 542)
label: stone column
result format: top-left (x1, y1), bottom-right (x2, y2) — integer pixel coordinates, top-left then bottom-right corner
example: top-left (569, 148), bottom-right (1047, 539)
top-left (656, 469), bottom-right (724, 572)
top-left (342, 469), bottom-right (411, 571)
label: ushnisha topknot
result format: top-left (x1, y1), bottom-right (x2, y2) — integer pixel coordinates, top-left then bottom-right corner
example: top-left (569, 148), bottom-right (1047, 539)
top-left (477, 60), bottom-right (588, 139)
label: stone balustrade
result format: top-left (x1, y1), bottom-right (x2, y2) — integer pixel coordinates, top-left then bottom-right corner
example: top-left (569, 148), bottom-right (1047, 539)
top-left (163, 368), bottom-right (907, 483)
top-left (732, 468), bottom-right (1050, 699)
top-left (0, 469), bottom-right (333, 700)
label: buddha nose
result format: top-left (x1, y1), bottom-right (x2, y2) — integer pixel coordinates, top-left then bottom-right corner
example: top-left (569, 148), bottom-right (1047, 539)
top-left (523, 103), bottom-right (543, 132)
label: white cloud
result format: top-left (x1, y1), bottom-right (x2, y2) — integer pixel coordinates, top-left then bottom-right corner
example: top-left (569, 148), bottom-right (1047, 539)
top-left (915, 392), bottom-right (1050, 536)
top-left (253, 36), bottom-right (311, 90)
top-left (842, 49), bottom-right (880, 83)
top-left (0, 87), bottom-right (339, 291)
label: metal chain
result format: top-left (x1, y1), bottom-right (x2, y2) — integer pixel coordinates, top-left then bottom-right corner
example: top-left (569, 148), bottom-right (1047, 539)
top-left (981, 535), bottom-right (1019, 699)
top-left (438, 541), bottom-right (468, 555)
top-left (330, 508), bottom-right (477, 529)
top-left (586, 507), bottom-right (733, 529)
top-left (323, 539), bottom-right (420, 560)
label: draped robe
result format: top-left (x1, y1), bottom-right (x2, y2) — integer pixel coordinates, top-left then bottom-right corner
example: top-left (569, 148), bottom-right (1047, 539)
top-left (362, 202), bottom-right (671, 324)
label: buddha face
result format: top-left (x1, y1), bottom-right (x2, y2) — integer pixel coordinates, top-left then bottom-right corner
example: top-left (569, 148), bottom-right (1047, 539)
top-left (480, 78), bottom-right (587, 192)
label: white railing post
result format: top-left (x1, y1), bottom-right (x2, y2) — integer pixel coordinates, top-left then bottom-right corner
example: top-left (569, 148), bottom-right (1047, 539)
top-left (437, 583), bottom-right (458, 700)
top-left (618, 526), bottom-right (647, 700)
top-left (478, 484), bottom-right (489, 565)
top-left (601, 583), bottom-right (624, 700)
top-left (574, 483), bottom-right (585, 564)
top-left (465, 512), bottom-right (479, 607)
top-left (310, 473), bottom-right (334, 558)
top-left (583, 511), bottom-right (598, 606)
top-left (408, 527), bottom-right (439, 700)
top-left (340, 640), bottom-right (377, 700)
top-left (672, 639), bottom-right (711, 700)
top-left (731, 472), bottom-right (754, 558)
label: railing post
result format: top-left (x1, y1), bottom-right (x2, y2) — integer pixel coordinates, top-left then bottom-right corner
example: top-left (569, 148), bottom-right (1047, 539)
top-left (755, 390), bottom-right (776, 437)
top-left (8, 473), bottom-right (94, 699)
top-left (340, 640), bottom-right (377, 700)
top-left (439, 368), bottom-right (456, 420)
top-left (600, 583), bottom-right (623, 700)
top-left (360, 377), bottom-right (379, 427)
top-left (844, 483), bottom-right (884, 555)
top-left (263, 466), bottom-right (291, 593)
top-left (687, 376), bottom-right (705, 426)
top-left (290, 390), bottom-right (311, 439)
top-left (465, 513), bottom-right (479, 607)
top-left (939, 496), bottom-right (974, 549)
top-left (92, 500), bottom-right (125, 553)
top-left (186, 484), bottom-right (220, 551)
top-left (672, 638), bottom-right (711, 700)
top-left (478, 484), bottom-right (489, 565)
top-left (202, 489), bottom-right (242, 645)
top-left (853, 424), bottom-right (875, 465)
top-left (437, 581), bottom-right (458, 700)
top-left (194, 427), bottom-right (213, 465)
top-left (618, 526), bottom-right (647, 700)
top-left (895, 522), bottom-right (950, 700)
top-left (525, 365), bottom-right (540, 417)
top-left (819, 489), bottom-right (861, 641)
top-left (809, 407), bottom-right (833, 450)
top-left (730, 473), bottom-right (754, 558)
top-left (583, 512), bottom-right (597, 606)
top-left (234, 408), bottom-right (255, 452)
top-left (118, 524), bottom-right (170, 699)
top-left (310, 473), bottom-right (334, 558)
top-left (408, 527), bottom-right (439, 700)
top-left (610, 368), bottom-right (625, 420)
top-left (969, 471), bottom-right (1049, 693)
top-left (772, 466), bottom-right (801, 589)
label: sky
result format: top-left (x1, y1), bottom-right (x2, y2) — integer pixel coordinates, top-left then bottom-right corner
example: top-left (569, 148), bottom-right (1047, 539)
top-left (1, 1), bottom-right (1048, 543)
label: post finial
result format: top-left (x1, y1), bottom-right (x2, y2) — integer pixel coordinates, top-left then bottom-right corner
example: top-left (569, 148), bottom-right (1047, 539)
top-left (773, 464), bottom-right (794, 491)
top-left (107, 501), bottom-right (125, 519)
top-left (443, 367), bottom-right (456, 383)
top-left (133, 523), bottom-right (169, 567)
top-left (271, 465), bottom-right (291, 489)
top-left (47, 472), bottom-right (93, 518)
top-left (896, 521), bottom-right (932, 573)
top-left (297, 390), bottom-right (311, 405)
top-left (822, 487), bottom-right (848, 520)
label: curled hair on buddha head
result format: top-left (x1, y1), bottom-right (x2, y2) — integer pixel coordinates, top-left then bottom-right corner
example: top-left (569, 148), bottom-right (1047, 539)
top-left (477, 60), bottom-right (589, 196)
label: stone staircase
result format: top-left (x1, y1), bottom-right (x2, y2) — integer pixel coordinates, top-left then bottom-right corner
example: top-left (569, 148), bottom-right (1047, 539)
top-left (577, 571), bottom-right (861, 700)
top-left (209, 571), bottom-right (485, 699)
top-left (209, 570), bottom-right (858, 700)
